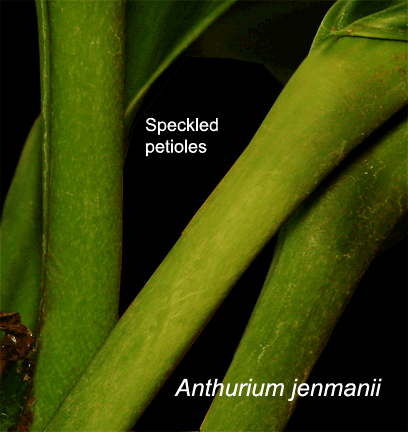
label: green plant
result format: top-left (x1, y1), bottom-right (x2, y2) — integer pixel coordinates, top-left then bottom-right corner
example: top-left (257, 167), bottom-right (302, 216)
top-left (1, 1), bottom-right (406, 431)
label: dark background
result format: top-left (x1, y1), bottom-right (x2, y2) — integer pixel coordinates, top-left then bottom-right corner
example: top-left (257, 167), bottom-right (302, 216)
top-left (2, 1), bottom-right (407, 431)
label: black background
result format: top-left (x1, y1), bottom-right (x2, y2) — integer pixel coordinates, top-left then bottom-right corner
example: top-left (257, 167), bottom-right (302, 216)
top-left (2, 1), bottom-right (407, 431)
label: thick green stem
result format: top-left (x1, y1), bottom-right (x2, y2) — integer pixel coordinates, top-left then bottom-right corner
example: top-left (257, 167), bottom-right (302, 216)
top-left (1, 2), bottom-right (237, 427)
top-left (44, 30), bottom-right (406, 432)
top-left (1, 0), bottom-right (236, 345)
top-left (30, 1), bottom-right (126, 430)
top-left (200, 109), bottom-right (407, 431)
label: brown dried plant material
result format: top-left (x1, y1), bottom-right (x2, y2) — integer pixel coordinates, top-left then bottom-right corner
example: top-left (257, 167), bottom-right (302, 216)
top-left (11, 409), bottom-right (34, 432)
top-left (0, 312), bottom-right (35, 379)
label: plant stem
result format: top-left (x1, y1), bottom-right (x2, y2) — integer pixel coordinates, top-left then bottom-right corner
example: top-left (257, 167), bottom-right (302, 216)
top-left (44, 30), bottom-right (406, 432)
top-left (200, 109), bottom-right (407, 431)
top-left (30, 1), bottom-right (126, 430)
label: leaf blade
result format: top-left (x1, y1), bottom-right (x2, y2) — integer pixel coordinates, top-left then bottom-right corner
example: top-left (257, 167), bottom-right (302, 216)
top-left (311, 0), bottom-right (407, 51)
top-left (124, 0), bottom-right (237, 138)
top-left (1, 116), bottom-right (43, 335)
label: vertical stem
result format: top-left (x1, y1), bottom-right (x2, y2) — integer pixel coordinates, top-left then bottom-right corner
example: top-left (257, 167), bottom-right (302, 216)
top-left (31, 1), bottom-right (126, 430)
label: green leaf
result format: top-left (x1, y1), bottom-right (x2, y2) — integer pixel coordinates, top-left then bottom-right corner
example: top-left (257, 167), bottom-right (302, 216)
top-left (1, 116), bottom-right (43, 336)
top-left (200, 109), bottom-right (407, 431)
top-left (124, 0), bottom-right (237, 137)
top-left (43, 15), bottom-right (407, 432)
top-left (311, 0), bottom-right (407, 51)
top-left (0, 114), bottom-right (42, 432)
top-left (187, 0), bottom-right (335, 85)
